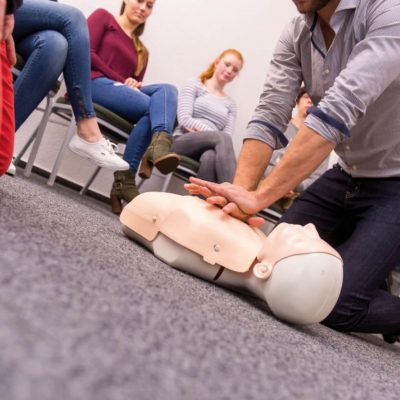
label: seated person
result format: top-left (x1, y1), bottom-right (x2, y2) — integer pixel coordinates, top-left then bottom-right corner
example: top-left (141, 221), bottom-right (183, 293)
top-left (120, 192), bottom-right (343, 325)
top-left (0, 0), bottom-right (21, 176)
top-left (171, 49), bottom-right (243, 184)
top-left (265, 88), bottom-right (330, 213)
top-left (13, 0), bottom-right (128, 171)
top-left (87, 1), bottom-right (179, 214)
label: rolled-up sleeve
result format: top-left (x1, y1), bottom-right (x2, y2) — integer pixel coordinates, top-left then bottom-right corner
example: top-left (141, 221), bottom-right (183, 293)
top-left (305, 0), bottom-right (400, 144)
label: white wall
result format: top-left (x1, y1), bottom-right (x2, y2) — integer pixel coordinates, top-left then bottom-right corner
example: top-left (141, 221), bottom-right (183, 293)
top-left (61, 0), bottom-right (297, 152)
top-left (16, 0), bottom-right (299, 195)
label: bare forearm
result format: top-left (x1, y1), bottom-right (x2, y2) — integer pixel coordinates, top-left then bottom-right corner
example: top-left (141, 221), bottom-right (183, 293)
top-left (255, 126), bottom-right (335, 209)
top-left (233, 139), bottom-right (273, 190)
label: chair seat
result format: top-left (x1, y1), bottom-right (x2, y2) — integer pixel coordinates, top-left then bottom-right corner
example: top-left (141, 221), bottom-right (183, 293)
top-left (171, 155), bottom-right (200, 182)
top-left (93, 103), bottom-right (132, 134)
top-left (179, 155), bottom-right (200, 171)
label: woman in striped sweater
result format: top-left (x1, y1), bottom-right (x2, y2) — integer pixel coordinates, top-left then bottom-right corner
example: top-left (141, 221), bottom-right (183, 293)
top-left (172, 49), bottom-right (243, 183)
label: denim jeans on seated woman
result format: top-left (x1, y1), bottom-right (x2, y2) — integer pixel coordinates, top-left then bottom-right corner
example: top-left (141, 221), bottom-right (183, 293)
top-left (13, 0), bottom-right (96, 130)
top-left (91, 77), bottom-right (178, 172)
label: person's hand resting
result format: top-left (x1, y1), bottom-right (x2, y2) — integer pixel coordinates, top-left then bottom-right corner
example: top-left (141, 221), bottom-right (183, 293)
top-left (124, 77), bottom-right (142, 90)
top-left (185, 177), bottom-right (265, 228)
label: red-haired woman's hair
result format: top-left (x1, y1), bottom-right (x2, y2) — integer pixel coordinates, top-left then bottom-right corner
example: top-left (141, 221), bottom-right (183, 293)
top-left (200, 49), bottom-right (244, 84)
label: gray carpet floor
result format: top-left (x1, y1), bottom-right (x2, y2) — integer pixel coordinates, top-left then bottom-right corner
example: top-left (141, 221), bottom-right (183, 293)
top-left (0, 171), bottom-right (399, 400)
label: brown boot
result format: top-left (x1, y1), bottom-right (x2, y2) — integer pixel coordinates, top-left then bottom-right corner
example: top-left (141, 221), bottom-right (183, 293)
top-left (110, 169), bottom-right (140, 214)
top-left (138, 132), bottom-right (180, 179)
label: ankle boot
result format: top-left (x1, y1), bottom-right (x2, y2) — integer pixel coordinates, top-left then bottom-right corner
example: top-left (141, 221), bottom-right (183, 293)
top-left (138, 132), bottom-right (180, 179)
top-left (110, 169), bottom-right (140, 214)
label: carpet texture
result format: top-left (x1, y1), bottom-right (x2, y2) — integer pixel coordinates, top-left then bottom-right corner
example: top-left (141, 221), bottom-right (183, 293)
top-left (0, 172), bottom-right (399, 400)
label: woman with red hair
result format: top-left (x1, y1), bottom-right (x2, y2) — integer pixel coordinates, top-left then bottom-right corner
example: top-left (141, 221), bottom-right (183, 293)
top-left (172, 49), bottom-right (244, 183)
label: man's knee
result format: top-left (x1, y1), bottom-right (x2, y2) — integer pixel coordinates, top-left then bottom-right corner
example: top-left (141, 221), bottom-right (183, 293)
top-left (323, 297), bottom-right (368, 332)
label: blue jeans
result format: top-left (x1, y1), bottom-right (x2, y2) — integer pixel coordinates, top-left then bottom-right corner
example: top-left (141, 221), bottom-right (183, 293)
top-left (13, 0), bottom-right (96, 130)
top-left (281, 165), bottom-right (400, 335)
top-left (91, 77), bottom-right (177, 171)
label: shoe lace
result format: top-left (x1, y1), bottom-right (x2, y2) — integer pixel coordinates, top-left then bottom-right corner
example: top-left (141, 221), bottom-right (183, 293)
top-left (104, 138), bottom-right (119, 155)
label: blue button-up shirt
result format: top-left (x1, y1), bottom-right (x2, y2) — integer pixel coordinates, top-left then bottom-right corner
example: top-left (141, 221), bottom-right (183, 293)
top-left (246, 0), bottom-right (400, 177)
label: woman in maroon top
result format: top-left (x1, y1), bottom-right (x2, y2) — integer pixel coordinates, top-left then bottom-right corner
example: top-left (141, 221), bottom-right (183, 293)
top-left (88, 0), bottom-right (179, 214)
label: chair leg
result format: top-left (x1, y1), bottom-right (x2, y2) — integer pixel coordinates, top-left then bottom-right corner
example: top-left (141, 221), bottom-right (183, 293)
top-left (14, 127), bottom-right (38, 166)
top-left (161, 172), bottom-right (173, 192)
top-left (136, 177), bottom-right (144, 189)
top-left (79, 166), bottom-right (101, 195)
top-left (23, 96), bottom-right (55, 177)
top-left (47, 117), bottom-right (76, 186)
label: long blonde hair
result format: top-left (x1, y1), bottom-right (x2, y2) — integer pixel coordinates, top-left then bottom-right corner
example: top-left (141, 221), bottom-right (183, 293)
top-left (120, 1), bottom-right (149, 78)
top-left (200, 49), bottom-right (244, 84)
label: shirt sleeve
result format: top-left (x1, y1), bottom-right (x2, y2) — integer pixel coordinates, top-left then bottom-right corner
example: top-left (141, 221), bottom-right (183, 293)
top-left (87, 9), bottom-right (126, 83)
top-left (305, 0), bottom-right (400, 144)
top-left (177, 79), bottom-right (215, 133)
top-left (244, 19), bottom-right (303, 150)
top-left (222, 99), bottom-right (237, 136)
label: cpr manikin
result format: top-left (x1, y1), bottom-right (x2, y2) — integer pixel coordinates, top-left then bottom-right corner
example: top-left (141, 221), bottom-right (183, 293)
top-left (120, 192), bottom-right (343, 325)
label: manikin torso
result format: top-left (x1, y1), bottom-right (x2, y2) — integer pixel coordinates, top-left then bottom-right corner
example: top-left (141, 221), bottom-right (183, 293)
top-left (120, 192), bottom-right (343, 325)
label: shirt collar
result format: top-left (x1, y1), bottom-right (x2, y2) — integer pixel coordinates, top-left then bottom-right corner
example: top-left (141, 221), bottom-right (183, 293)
top-left (303, 0), bottom-right (359, 30)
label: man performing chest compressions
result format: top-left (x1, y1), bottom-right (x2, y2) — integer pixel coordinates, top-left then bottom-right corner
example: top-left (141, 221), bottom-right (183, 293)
top-left (120, 192), bottom-right (343, 325)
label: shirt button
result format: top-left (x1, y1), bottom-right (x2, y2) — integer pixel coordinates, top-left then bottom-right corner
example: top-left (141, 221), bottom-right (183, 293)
top-left (352, 165), bottom-right (357, 171)
top-left (324, 68), bottom-right (330, 75)
top-left (345, 145), bottom-right (350, 150)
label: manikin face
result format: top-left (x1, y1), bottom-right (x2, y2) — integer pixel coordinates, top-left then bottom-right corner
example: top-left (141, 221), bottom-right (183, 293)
top-left (257, 223), bottom-right (340, 267)
top-left (123, 0), bottom-right (154, 25)
top-left (292, 0), bottom-right (332, 13)
top-left (213, 53), bottom-right (243, 84)
top-left (297, 92), bottom-right (313, 118)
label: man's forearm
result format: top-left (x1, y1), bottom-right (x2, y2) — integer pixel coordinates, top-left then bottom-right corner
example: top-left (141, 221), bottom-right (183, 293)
top-left (255, 126), bottom-right (335, 209)
top-left (233, 139), bottom-right (273, 190)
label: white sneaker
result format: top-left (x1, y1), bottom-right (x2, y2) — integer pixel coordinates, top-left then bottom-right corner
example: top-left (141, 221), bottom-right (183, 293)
top-left (6, 160), bottom-right (16, 176)
top-left (68, 134), bottom-right (129, 171)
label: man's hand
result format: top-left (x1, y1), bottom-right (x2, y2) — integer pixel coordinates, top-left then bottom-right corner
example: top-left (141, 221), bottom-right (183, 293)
top-left (185, 177), bottom-right (265, 227)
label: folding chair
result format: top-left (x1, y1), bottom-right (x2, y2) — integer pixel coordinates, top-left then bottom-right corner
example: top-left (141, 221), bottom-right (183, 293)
top-left (45, 96), bottom-right (132, 195)
top-left (12, 54), bottom-right (63, 175)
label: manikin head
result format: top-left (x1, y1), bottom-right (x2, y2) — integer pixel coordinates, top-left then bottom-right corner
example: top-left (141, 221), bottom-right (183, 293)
top-left (253, 223), bottom-right (342, 324)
